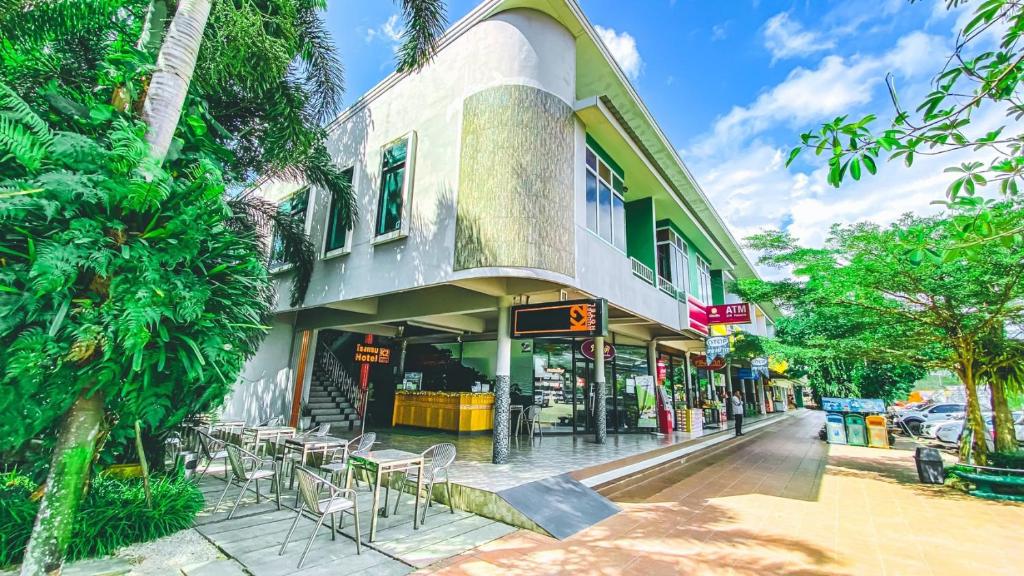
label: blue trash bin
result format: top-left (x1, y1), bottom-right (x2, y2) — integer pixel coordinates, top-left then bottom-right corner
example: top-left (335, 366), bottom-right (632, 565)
top-left (826, 412), bottom-right (847, 444)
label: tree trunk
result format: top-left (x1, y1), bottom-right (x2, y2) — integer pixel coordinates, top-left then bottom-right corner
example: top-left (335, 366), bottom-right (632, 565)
top-left (958, 360), bottom-right (989, 465)
top-left (140, 0), bottom-right (212, 161)
top-left (19, 392), bottom-right (105, 576)
top-left (989, 375), bottom-right (1017, 454)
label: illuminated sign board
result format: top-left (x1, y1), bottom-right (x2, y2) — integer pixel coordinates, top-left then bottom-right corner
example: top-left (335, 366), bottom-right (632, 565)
top-left (707, 303), bottom-right (752, 325)
top-left (354, 343), bottom-right (391, 364)
top-left (510, 299), bottom-right (607, 338)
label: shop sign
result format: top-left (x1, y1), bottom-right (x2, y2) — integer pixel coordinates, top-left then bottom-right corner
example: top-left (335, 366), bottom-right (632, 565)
top-left (510, 298), bottom-right (608, 338)
top-left (354, 343), bottom-right (391, 364)
top-left (707, 303), bottom-right (752, 325)
top-left (657, 360), bottom-right (668, 383)
top-left (705, 336), bottom-right (730, 364)
top-left (737, 368), bottom-right (755, 379)
top-left (580, 339), bottom-right (615, 361)
top-left (692, 356), bottom-right (726, 370)
top-left (752, 357), bottom-right (769, 379)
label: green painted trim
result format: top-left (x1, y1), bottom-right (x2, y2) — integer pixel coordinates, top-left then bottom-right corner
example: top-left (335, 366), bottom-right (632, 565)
top-left (585, 134), bottom-right (625, 179)
top-left (625, 198), bottom-right (656, 272)
top-left (710, 270), bottom-right (725, 306)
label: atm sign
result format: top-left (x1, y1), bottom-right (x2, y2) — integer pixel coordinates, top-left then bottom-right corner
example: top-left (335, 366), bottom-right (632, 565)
top-left (510, 299), bottom-right (608, 338)
top-left (354, 344), bottom-right (391, 364)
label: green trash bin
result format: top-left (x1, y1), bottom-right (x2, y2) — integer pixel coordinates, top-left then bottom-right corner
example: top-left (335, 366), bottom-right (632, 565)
top-left (845, 414), bottom-right (867, 446)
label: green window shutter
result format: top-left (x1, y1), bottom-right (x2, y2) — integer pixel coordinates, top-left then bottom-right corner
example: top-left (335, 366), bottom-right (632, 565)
top-left (376, 137), bottom-right (410, 236)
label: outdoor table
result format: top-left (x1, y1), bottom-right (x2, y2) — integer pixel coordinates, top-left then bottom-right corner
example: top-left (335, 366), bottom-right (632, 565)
top-left (198, 419), bottom-right (246, 441)
top-left (282, 435), bottom-right (348, 488)
top-left (242, 425), bottom-right (296, 456)
top-left (345, 449), bottom-right (425, 542)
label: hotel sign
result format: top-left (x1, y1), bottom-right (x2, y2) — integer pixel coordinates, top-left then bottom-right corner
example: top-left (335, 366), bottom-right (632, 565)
top-left (511, 298), bottom-right (608, 338)
top-left (707, 303), bottom-right (752, 325)
top-left (354, 343), bottom-right (391, 364)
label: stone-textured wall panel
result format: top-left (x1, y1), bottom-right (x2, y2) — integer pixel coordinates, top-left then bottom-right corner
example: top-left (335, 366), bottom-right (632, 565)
top-left (454, 85), bottom-right (575, 276)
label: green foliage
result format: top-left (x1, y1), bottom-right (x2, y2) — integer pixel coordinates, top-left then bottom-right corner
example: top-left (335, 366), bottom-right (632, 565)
top-left (0, 472), bottom-right (204, 568)
top-left (0, 83), bottom-right (273, 452)
top-left (787, 1), bottom-right (1024, 258)
top-left (989, 451), bottom-right (1024, 470)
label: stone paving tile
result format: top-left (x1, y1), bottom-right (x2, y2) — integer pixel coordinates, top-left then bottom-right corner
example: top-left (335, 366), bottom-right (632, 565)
top-left (417, 411), bottom-right (1024, 576)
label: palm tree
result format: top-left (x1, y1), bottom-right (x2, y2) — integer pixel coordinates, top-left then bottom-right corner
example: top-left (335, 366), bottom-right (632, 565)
top-left (1, 1), bottom-right (448, 572)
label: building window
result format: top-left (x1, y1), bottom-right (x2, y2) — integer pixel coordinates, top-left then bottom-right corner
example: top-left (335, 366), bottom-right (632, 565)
top-left (696, 257), bottom-right (712, 303)
top-left (656, 227), bottom-right (689, 294)
top-left (324, 167), bottom-right (354, 255)
top-left (375, 133), bottom-right (416, 239)
top-left (269, 187), bottom-right (310, 269)
top-left (585, 147), bottom-right (626, 252)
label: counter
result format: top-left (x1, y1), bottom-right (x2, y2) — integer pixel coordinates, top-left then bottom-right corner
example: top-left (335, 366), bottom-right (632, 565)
top-left (392, 391), bottom-right (495, 432)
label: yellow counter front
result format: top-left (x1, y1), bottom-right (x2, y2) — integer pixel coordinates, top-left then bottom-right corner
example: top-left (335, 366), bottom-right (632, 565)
top-left (392, 391), bottom-right (495, 432)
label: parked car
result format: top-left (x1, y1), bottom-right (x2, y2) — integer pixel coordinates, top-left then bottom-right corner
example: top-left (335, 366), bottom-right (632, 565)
top-left (920, 415), bottom-right (965, 439)
top-left (939, 412), bottom-right (1024, 446)
top-left (894, 403), bottom-right (966, 435)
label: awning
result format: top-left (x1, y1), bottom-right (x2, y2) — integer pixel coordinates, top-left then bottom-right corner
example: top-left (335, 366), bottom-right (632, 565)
top-left (770, 378), bottom-right (804, 389)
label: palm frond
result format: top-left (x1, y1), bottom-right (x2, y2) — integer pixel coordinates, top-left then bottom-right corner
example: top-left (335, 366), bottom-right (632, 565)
top-left (0, 0), bottom-right (133, 48)
top-left (226, 195), bottom-right (314, 308)
top-left (395, 0), bottom-right (447, 73)
top-left (295, 5), bottom-right (344, 124)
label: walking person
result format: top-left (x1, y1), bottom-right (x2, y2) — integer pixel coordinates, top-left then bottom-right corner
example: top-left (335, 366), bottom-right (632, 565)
top-left (731, 391), bottom-right (744, 436)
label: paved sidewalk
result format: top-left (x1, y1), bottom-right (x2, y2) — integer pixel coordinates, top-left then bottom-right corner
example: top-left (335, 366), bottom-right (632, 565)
top-left (420, 411), bottom-right (1024, 576)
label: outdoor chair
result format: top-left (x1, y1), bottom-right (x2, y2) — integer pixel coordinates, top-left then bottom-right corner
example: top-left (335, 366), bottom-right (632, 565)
top-left (320, 432), bottom-right (376, 486)
top-left (279, 466), bottom-right (361, 569)
top-left (519, 405), bottom-right (543, 439)
top-left (215, 444), bottom-right (282, 519)
top-left (256, 415), bottom-right (284, 427)
top-left (195, 428), bottom-right (230, 479)
top-left (392, 443), bottom-right (457, 524)
top-left (301, 422), bottom-right (331, 437)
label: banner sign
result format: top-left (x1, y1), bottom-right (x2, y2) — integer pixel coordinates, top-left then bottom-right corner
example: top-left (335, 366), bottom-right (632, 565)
top-left (821, 397), bottom-right (886, 414)
top-left (738, 368), bottom-right (754, 379)
top-left (692, 356), bottom-right (726, 371)
top-left (511, 299), bottom-right (607, 338)
top-left (705, 336), bottom-right (730, 364)
top-left (751, 357), bottom-right (769, 380)
top-left (634, 375), bottom-right (657, 428)
top-left (707, 303), bottom-right (752, 325)
top-left (354, 343), bottom-right (391, 365)
top-left (580, 339), bottom-right (616, 361)
top-left (687, 295), bottom-right (709, 335)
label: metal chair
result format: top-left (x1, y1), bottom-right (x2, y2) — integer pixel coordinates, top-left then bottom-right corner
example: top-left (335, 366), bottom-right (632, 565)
top-left (195, 428), bottom-right (229, 479)
top-left (320, 432), bottom-right (376, 486)
top-left (392, 443), bottom-right (456, 523)
top-left (280, 466), bottom-right (361, 569)
top-left (301, 422), bottom-right (331, 437)
top-left (215, 444), bottom-right (282, 519)
top-left (256, 415), bottom-right (284, 427)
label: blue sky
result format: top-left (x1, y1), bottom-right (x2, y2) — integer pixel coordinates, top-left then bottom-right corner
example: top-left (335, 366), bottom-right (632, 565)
top-left (323, 0), bottom-right (986, 263)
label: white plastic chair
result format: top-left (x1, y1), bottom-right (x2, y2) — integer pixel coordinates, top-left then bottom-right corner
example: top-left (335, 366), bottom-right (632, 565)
top-left (392, 443), bottom-right (456, 523)
top-left (279, 466), bottom-right (361, 569)
top-left (215, 444), bottom-right (282, 519)
top-left (524, 405), bottom-right (543, 439)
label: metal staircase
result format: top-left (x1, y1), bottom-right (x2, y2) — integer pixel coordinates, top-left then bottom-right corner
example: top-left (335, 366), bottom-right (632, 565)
top-left (304, 343), bottom-right (362, 432)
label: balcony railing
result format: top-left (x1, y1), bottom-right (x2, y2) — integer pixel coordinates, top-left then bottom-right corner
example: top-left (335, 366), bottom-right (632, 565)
top-left (630, 257), bottom-right (655, 285)
top-left (657, 276), bottom-right (677, 297)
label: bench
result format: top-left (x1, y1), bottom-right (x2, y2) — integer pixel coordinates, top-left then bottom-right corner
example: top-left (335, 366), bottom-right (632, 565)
top-left (952, 465), bottom-right (1024, 502)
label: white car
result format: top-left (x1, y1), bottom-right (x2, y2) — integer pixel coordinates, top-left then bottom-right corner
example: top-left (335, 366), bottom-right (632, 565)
top-left (937, 413), bottom-right (1024, 445)
top-left (920, 416), bottom-right (965, 439)
top-left (895, 403), bottom-right (966, 435)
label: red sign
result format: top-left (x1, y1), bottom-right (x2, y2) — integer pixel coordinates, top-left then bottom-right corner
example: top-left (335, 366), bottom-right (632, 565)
top-left (707, 303), bottom-right (752, 325)
top-left (687, 296), bottom-right (709, 335)
top-left (692, 356), bottom-right (726, 371)
top-left (580, 339), bottom-right (615, 361)
top-left (657, 360), bottom-right (668, 383)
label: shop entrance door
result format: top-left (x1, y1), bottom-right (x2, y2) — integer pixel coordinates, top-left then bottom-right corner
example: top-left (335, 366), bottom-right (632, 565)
top-left (572, 359), bottom-right (594, 434)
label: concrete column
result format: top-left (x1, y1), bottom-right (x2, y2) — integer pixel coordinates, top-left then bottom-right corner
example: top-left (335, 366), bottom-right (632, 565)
top-left (683, 354), bottom-right (693, 408)
top-left (647, 340), bottom-right (658, 378)
top-left (725, 364), bottom-right (734, 418)
top-left (594, 335), bottom-right (607, 444)
top-left (492, 296), bottom-right (513, 464)
top-left (757, 379), bottom-right (766, 415)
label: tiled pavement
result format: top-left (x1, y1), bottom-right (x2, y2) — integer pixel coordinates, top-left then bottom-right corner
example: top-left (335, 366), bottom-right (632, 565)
top-left (419, 411), bottom-right (1024, 576)
top-left (190, 467), bottom-right (515, 575)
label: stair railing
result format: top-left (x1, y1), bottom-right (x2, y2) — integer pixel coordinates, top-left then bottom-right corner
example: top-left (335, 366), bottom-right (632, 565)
top-left (314, 342), bottom-right (362, 415)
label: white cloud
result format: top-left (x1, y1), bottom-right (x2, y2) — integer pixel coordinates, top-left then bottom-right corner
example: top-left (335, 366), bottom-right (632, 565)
top-left (712, 22), bottom-right (729, 41)
top-left (763, 12), bottom-right (835, 62)
top-left (365, 14), bottom-right (403, 45)
top-left (595, 25), bottom-right (643, 79)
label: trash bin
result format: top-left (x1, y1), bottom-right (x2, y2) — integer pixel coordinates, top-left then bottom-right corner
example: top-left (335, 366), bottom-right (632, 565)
top-left (865, 415), bottom-right (889, 448)
top-left (845, 414), bottom-right (867, 446)
top-left (826, 413), bottom-right (847, 444)
top-left (914, 447), bottom-right (946, 484)
top-left (175, 451), bottom-right (199, 479)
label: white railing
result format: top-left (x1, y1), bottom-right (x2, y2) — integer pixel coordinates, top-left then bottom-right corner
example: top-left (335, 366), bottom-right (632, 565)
top-left (630, 257), bottom-right (655, 285)
top-left (657, 276), bottom-right (677, 297)
top-left (315, 343), bottom-right (361, 414)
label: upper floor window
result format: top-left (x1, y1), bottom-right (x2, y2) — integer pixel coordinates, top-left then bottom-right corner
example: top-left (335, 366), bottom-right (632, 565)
top-left (656, 227), bottom-right (689, 294)
top-left (269, 187), bottom-right (310, 269)
top-left (585, 147), bottom-right (626, 252)
top-left (696, 257), bottom-right (712, 303)
top-left (375, 133), bottom-right (416, 240)
top-left (324, 167), bottom-right (354, 256)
